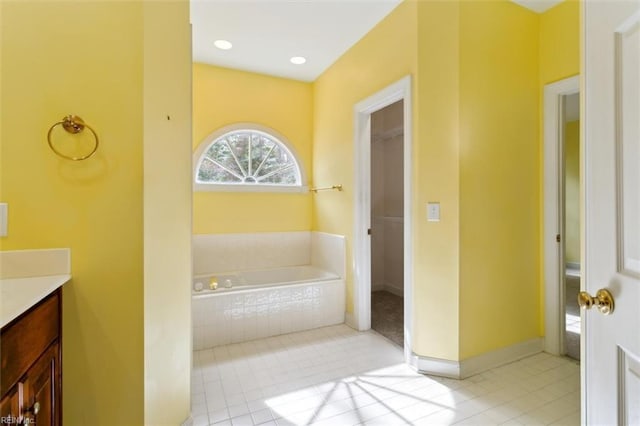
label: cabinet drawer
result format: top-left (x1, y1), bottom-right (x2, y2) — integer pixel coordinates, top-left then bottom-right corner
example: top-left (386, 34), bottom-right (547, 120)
top-left (1, 290), bottom-right (60, 393)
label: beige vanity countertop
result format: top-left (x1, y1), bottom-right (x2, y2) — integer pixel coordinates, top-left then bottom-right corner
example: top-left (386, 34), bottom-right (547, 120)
top-left (1, 274), bottom-right (70, 328)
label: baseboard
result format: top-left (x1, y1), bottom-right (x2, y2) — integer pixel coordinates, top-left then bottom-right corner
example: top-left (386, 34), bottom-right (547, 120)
top-left (181, 415), bottom-right (193, 426)
top-left (371, 284), bottom-right (404, 296)
top-left (409, 354), bottom-right (461, 378)
top-left (383, 284), bottom-right (403, 297)
top-left (410, 337), bottom-right (544, 379)
top-left (371, 282), bottom-right (385, 292)
top-left (460, 338), bottom-right (544, 378)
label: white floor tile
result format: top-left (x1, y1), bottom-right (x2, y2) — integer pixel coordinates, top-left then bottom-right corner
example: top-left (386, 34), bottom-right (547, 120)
top-left (228, 402), bottom-right (250, 418)
top-left (230, 414), bottom-right (254, 426)
top-left (192, 325), bottom-right (579, 426)
top-left (192, 413), bottom-right (209, 426)
top-left (549, 410), bottom-right (580, 425)
top-left (311, 409), bottom-right (361, 426)
top-left (252, 408), bottom-right (274, 425)
top-left (500, 420), bottom-right (525, 426)
top-left (192, 401), bottom-right (208, 417)
top-left (453, 411), bottom-right (498, 425)
top-left (357, 402), bottom-right (391, 422)
top-left (395, 402), bottom-right (442, 422)
top-left (363, 411), bottom-right (412, 425)
top-left (225, 392), bottom-right (247, 407)
top-left (248, 398), bottom-right (270, 413)
top-left (192, 392), bottom-right (206, 406)
top-left (207, 397), bottom-right (228, 412)
top-left (209, 408), bottom-right (230, 424)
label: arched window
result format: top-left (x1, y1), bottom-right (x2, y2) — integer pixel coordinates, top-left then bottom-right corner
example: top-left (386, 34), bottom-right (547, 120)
top-left (193, 124), bottom-right (307, 192)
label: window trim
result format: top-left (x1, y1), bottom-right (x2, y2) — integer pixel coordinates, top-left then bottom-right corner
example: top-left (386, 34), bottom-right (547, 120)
top-left (193, 123), bottom-right (308, 193)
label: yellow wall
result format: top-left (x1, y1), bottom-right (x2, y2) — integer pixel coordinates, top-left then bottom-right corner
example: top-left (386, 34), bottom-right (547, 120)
top-left (312, 0), bottom-right (418, 329)
top-left (193, 64), bottom-right (313, 234)
top-left (564, 120), bottom-right (580, 264)
top-left (1, 2), bottom-right (144, 423)
top-left (540, 1), bottom-right (580, 85)
top-left (458, 0), bottom-right (540, 358)
top-left (412, 0), bottom-right (461, 360)
top-left (1, 1), bottom-right (191, 424)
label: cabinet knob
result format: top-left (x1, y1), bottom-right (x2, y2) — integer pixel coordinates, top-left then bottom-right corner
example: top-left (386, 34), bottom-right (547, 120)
top-left (24, 401), bottom-right (40, 416)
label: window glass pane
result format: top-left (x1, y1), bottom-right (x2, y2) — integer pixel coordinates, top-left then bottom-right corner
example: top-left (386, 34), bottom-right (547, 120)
top-left (256, 145), bottom-right (289, 178)
top-left (251, 134), bottom-right (274, 175)
top-left (205, 139), bottom-right (243, 178)
top-left (197, 158), bottom-right (217, 181)
top-left (195, 128), bottom-right (301, 189)
top-left (198, 158), bottom-right (242, 183)
top-left (259, 168), bottom-right (298, 184)
top-left (226, 133), bottom-right (250, 177)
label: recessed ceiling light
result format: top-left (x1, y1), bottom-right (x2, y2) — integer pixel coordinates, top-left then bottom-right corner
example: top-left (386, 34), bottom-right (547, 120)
top-left (214, 40), bottom-right (232, 50)
top-left (290, 56), bottom-right (306, 65)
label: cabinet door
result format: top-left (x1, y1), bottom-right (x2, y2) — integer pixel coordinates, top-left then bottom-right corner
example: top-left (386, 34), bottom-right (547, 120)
top-left (23, 343), bottom-right (60, 426)
top-left (0, 382), bottom-right (33, 426)
top-left (0, 383), bottom-right (23, 424)
top-left (1, 291), bottom-right (60, 395)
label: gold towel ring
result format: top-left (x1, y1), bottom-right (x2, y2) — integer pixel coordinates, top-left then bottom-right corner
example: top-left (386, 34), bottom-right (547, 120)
top-left (47, 115), bottom-right (99, 161)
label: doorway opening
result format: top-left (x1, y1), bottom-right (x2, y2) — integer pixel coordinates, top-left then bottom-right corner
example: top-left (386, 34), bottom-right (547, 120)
top-left (353, 76), bottom-right (412, 362)
top-left (370, 100), bottom-right (405, 347)
top-left (562, 92), bottom-right (581, 361)
top-left (543, 76), bottom-right (580, 361)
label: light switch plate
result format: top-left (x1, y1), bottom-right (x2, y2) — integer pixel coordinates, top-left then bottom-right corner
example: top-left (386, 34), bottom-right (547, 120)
top-left (427, 202), bottom-right (440, 222)
top-left (0, 203), bottom-right (7, 237)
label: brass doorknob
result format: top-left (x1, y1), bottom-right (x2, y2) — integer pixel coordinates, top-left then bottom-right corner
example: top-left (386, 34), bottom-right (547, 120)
top-left (577, 289), bottom-right (615, 315)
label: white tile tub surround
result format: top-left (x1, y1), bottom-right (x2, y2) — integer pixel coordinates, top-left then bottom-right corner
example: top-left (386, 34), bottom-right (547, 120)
top-left (192, 232), bottom-right (346, 350)
top-left (193, 232), bottom-right (311, 275)
top-left (310, 232), bottom-right (346, 279)
top-left (193, 280), bottom-right (344, 350)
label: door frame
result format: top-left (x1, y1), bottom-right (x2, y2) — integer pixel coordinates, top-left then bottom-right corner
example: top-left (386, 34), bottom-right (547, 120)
top-left (353, 75), bottom-right (413, 361)
top-left (543, 75), bottom-right (580, 355)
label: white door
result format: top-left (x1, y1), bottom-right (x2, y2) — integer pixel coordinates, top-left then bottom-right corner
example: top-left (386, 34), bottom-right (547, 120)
top-left (583, 1), bottom-right (640, 424)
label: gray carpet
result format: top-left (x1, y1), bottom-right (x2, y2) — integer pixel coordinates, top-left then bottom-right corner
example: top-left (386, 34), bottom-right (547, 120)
top-left (371, 290), bottom-right (404, 347)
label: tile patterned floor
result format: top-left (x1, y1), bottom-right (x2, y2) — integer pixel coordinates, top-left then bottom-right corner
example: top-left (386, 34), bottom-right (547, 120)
top-left (192, 325), bottom-right (580, 426)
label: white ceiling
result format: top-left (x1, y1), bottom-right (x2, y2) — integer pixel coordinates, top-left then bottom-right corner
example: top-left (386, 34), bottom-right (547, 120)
top-left (191, 0), bottom-right (564, 83)
top-left (191, 0), bottom-right (402, 82)
top-left (510, 0), bottom-right (563, 13)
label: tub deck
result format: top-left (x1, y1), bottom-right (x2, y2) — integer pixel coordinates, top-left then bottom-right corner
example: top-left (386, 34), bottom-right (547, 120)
top-left (193, 265), bottom-right (339, 294)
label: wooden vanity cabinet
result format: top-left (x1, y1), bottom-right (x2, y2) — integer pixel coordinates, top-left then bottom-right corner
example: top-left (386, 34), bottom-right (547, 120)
top-left (1, 289), bottom-right (62, 426)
